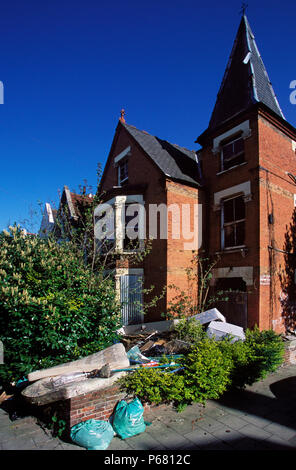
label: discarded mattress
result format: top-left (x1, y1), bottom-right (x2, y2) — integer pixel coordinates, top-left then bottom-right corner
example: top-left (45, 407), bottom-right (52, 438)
top-left (191, 308), bottom-right (226, 325)
top-left (27, 343), bottom-right (129, 382)
top-left (206, 321), bottom-right (245, 343)
top-left (22, 371), bottom-right (127, 406)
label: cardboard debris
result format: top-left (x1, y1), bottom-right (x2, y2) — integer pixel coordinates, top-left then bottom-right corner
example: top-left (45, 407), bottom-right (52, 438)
top-left (206, 321), bottom-right (245, 343)
top-left (191, 308), bottom-right (226, 325)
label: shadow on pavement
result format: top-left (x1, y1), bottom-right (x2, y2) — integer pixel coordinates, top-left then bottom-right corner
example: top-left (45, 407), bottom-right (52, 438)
top-left (217, 375), bottom-right (296, 432)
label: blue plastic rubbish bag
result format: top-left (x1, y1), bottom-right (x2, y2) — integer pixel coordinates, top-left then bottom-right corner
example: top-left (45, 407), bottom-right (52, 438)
top-left (127, 346), bottom-right (151, 364)
top-left (70, 419), bottom-right (115, 450)
top-left (112, 398), bottom-right (146, 439)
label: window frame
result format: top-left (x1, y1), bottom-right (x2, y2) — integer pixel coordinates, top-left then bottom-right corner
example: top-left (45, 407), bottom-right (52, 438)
top-left (118, 159), bottom-right (129, 186)
top-left (220, 135), bottom-right (245, 172)
top-left (221, 194), bottom-right (246, 250)
top-left (94, 195), bottom-right (145, 255)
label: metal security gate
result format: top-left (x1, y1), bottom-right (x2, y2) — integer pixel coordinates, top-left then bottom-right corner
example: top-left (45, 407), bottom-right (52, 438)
top-left (120, 274), bottom-right (144, 326)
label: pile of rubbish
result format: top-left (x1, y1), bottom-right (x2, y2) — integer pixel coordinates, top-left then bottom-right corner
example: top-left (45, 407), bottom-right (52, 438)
top-left (120, 308), bottom-right (245, 354)
top-left (0, 308), bottom-right (246, 450)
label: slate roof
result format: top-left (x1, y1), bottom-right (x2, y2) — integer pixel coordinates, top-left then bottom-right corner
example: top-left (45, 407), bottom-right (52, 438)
top-left (121, 122), bottom-right (201, 187)
top-left (208, 15), bottom-right (284, 131)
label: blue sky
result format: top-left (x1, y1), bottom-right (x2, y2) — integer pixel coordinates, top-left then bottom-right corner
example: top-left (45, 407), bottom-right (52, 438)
top-left (0, 0), bottom-right (295, 232)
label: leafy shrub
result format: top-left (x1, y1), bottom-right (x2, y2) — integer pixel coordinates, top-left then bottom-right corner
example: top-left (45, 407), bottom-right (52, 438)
top-left (119, 337), bottom-right (232, 409)
top-left (120, 327), bottom-right (285, 409)
top-left (218, 326), bottom-right (285, 389)
top-left (173, 317), bottom-right (205, 344)
top-left (0, 226), bottom-right (121, 385)
top-left (181, 338), bottom-right (233, 404)
top-left (118, 368), bottom-right (185, 407)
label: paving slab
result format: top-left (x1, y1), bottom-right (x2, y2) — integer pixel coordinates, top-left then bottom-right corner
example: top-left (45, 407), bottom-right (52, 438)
top-left (215, 413), bottom-right (249, 430)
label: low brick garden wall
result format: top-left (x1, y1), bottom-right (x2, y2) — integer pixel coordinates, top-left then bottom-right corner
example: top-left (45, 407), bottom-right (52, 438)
top-left (37, 382), bottom-right (168, 438)
top-left (283, 339), bottom-right (296, 365)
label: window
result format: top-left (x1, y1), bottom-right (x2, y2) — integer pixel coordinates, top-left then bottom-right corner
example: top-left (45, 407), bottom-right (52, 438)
top-left (221, 136), bottom-right (244, 171)
top-left (118, 160), bottom-right (128, 185)
top-left (222, 195), bottom-right (245, 249)
top-left (123, 203), bottom-right (140, 251)
top-left (94, 195), bottom-right (144, 254)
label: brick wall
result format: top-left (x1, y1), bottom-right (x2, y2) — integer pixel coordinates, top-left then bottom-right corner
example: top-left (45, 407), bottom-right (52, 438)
top-left (200, 107), bottom-right (296, 333)
top-left (69, 385), bottom-right (128, 427)
top-left (100, 122), bottom-right (202, 323)
top-left (258, 113), bottom-right (296, 333)
top-left (283, 340), bottom-right (296, 366)
top-left (200, 111), bottom-right (261, 329)
top-left (41, 382), bottom-right (170, 438)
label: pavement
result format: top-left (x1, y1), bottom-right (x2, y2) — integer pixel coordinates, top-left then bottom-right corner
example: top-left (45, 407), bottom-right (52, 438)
top-left (1, 363), bottom-right (296, 451)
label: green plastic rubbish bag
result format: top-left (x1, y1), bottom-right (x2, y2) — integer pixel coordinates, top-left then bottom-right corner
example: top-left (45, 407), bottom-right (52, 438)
top-left (112, 398), bottom-right (146, 439)
top-left (70, 419), bottom-right (115, 450)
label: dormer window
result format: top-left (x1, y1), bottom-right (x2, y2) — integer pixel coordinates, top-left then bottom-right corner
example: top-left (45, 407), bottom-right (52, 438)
top-left (118, 159), bottom-right (128, 185)
top-left (221, 136), bottom-right (244, 171)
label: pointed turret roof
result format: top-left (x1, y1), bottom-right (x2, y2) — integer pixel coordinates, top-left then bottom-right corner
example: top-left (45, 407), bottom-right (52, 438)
top-left (207, 15), bottom-right (284, 132)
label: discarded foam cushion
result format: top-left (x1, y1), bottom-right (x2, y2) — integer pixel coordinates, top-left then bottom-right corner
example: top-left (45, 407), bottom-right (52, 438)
top-left (206, 320), bottom-right (245, 343)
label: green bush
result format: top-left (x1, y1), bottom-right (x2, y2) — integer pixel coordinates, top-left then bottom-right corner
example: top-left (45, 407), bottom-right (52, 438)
top-left (119, 326), bottom-right (285, 409)
top-left (181, 338), bottom-right (233, 405)
top-left (0, 226), bottom-right (121, 385)
top-left (119, 337), bottom-right (232, 409)
top-left (218, 326), bottom-right (285, 389)
top-left (173, 317), bottom-right (205, 344)
top-left (118, 367), bottom-right (185, 407)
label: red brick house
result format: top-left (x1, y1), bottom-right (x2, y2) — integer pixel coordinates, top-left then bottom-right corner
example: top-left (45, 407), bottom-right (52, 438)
top-left (97, 14), bottom-right (296, 333)
top-left (97, 113), bottom-right (202, 325)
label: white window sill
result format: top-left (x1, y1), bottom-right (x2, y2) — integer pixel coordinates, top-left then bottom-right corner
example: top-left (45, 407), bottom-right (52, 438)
top-left (217, 161), bottom-right (247, 176)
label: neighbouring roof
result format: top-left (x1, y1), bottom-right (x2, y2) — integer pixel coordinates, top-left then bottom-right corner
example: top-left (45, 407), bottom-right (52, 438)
top-left (207, 15), bottom-right (284, 132)
top-left (70, 191), bottom-right (94, 219)
top-left (121, 122), bottom-right (201, 187)
top-left (62, 186), bottom-right (93, 220)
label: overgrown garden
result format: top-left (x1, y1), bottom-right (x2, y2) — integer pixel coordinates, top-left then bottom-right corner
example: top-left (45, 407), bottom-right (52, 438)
top-left (119, 318), bottom-right (285, 411)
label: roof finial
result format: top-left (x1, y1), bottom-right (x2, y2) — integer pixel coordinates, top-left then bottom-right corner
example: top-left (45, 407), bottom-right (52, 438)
top-left (119, 109), bottom-right (126, 123)
top-left (240, 2), bottom-right (248, 16)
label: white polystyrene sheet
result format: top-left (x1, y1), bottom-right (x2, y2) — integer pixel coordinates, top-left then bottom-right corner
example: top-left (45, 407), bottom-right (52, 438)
top-left (191, 308), bottom-right (226, 325)
top-left (206, 320), bottom-right (245, 342)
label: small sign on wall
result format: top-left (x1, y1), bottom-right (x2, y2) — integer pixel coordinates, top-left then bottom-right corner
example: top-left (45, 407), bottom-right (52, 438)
top-left (260, 274), bottom-right (271, 286)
